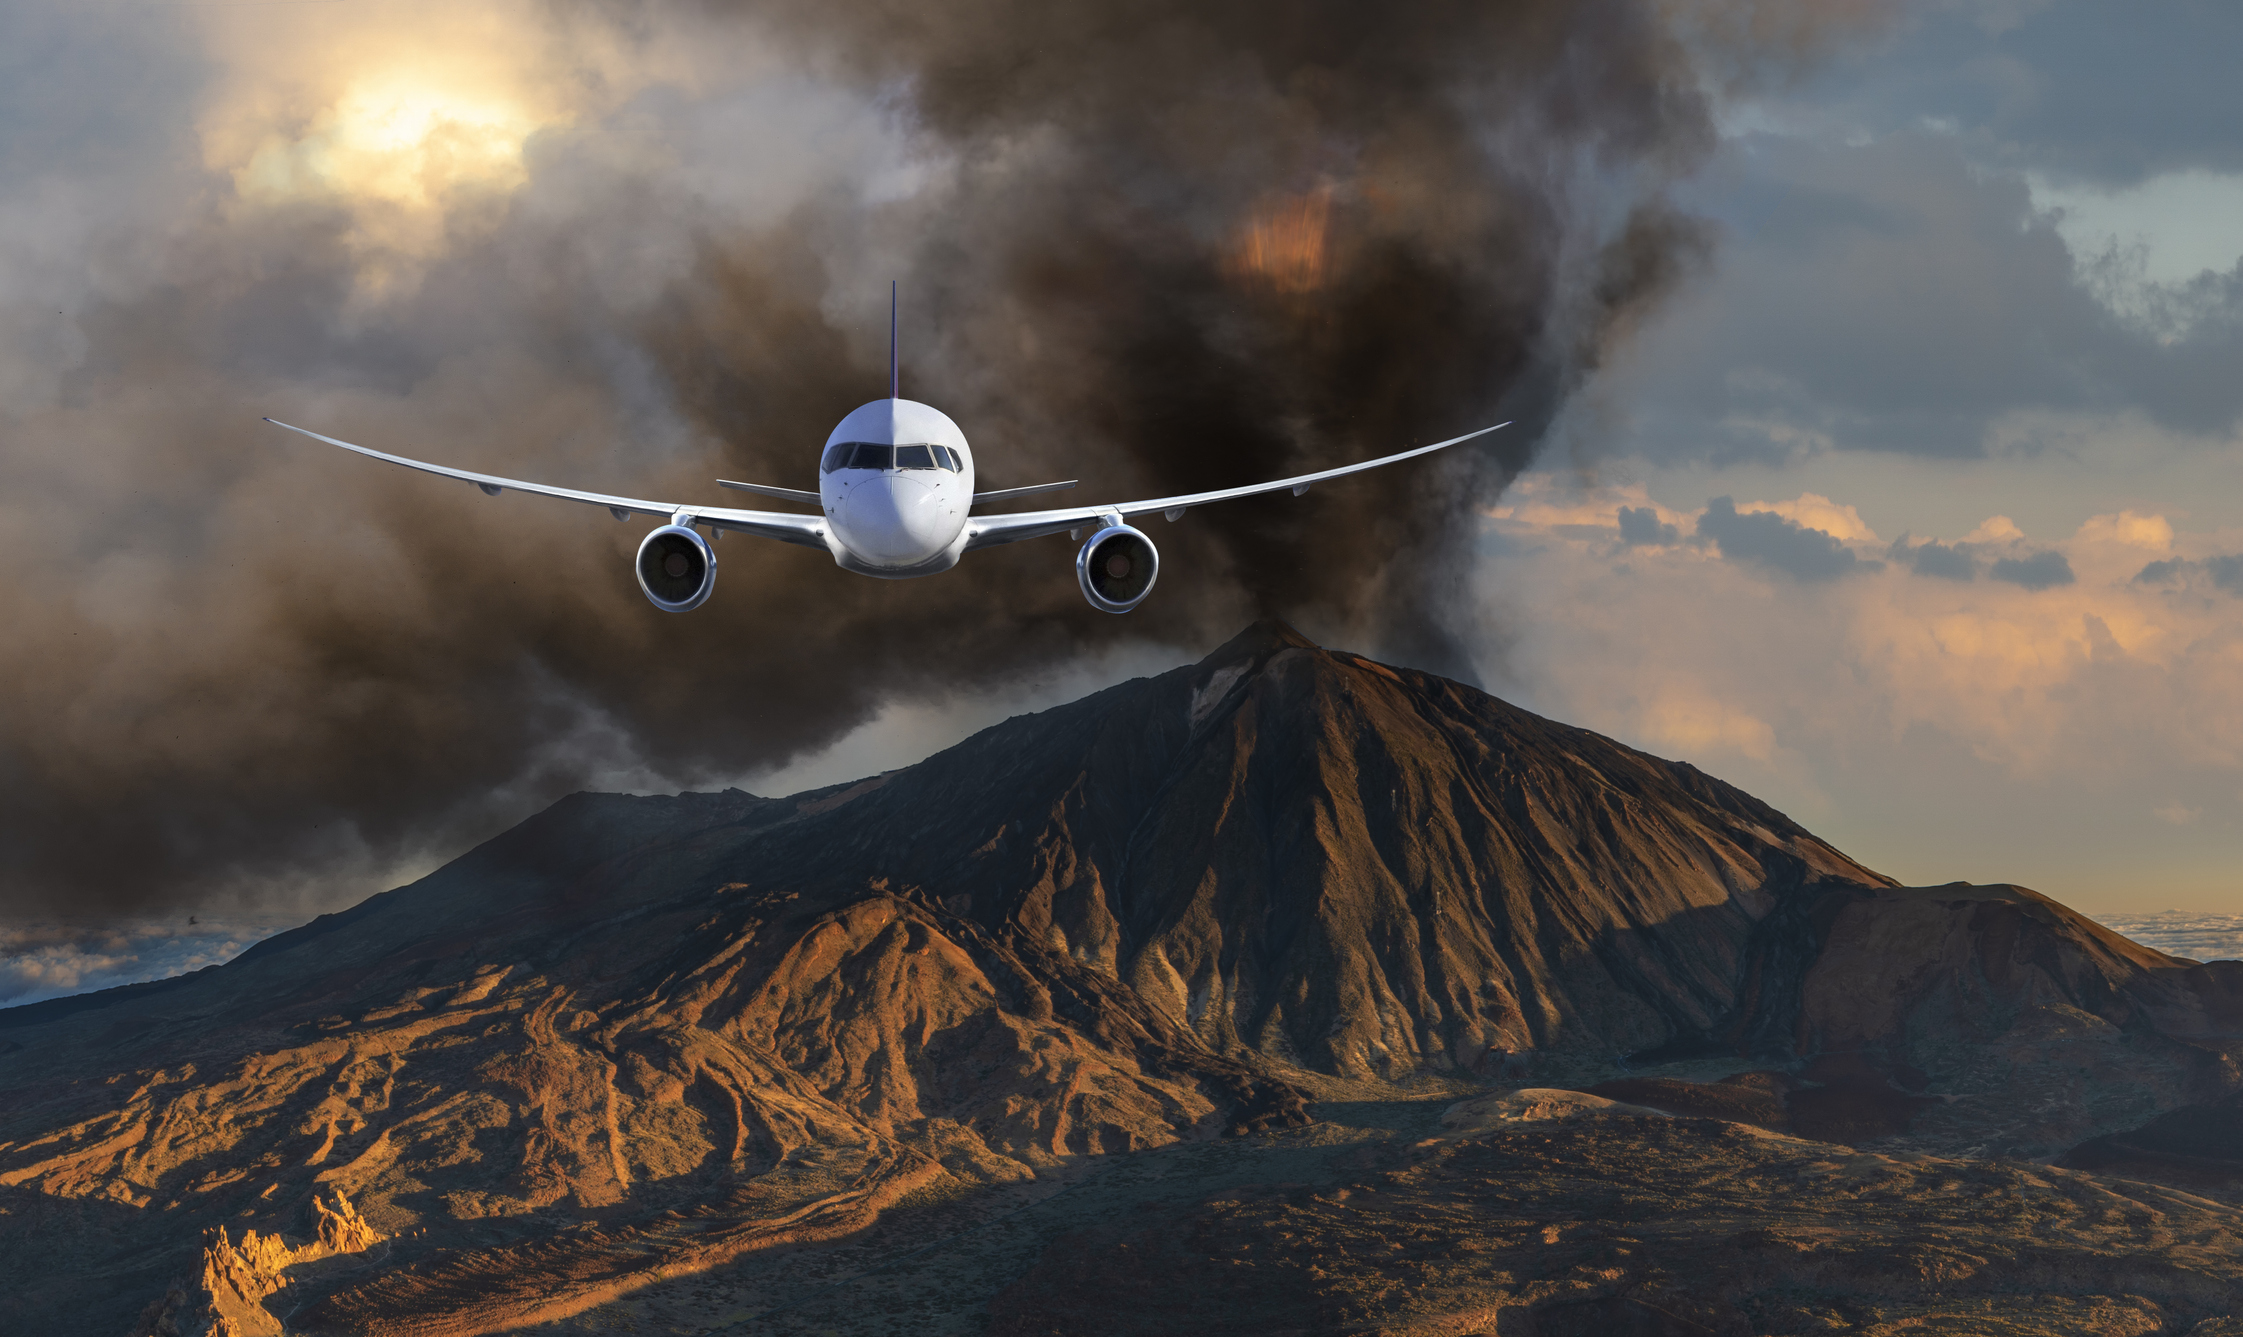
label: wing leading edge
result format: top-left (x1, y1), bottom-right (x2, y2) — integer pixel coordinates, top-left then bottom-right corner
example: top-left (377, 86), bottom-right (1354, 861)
top-left (265, 419), bottom-right (830, 549)
top-left (961, 422), bottom-right (1510, 550)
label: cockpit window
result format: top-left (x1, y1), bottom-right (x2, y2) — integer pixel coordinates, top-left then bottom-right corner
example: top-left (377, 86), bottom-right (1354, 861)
top-left (821, 441), bottom-right (963, 472)
top-left (823, 442), bottom-right (893, 471)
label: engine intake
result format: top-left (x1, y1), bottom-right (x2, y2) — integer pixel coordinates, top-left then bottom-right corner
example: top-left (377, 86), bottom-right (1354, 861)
top-left (1076, 524), bottom-right (1158, 614)
top-left (635, 524), bottom-right (717, 612)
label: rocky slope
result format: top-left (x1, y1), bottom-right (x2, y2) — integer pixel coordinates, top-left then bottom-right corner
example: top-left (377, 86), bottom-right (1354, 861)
top-left (1, 621), bottom-right (2239, 1335)
top-left (989, 1097), bottom-right (2243, 1337)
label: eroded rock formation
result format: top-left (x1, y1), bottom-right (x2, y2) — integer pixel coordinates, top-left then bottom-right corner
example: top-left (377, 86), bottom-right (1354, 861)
top-left (129, 1189), bottom-right (381, 1336)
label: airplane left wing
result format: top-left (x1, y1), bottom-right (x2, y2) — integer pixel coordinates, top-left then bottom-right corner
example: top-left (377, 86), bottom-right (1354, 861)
top-left (961, 422), bottom-right (1509, 550)
top-left (266, 419), bottom-right (830, 549)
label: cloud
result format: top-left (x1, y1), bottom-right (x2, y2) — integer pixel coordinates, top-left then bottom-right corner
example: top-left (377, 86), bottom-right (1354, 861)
top-left (1965, 516), bottom-right (2026, 543)
top-left (0, 0), bottom-right (1896, 921)
top-left (1739, 492), bottom-right (1879, 542)
top-left (1897, 538), bottom-right (1976, 581)
top-left (1586, 6), bottom-right (2243, 468)
top-left (1919, 4), bottom-right (2243, 187)
top-left (1595, 131), bottom-right (2134, 462)
top-left (2135, 552), bottom-right (2243, 595)
top-left (1475, 470), bottom-right (2243, 908)
top-left (1633, 688), bottom-right (1777, 762)
top-left (1989, 550), bottom-right (2076, 590)
top-left (1485, 473), bottom-right (2243, 783)
top-left (1617, 505), bottom-right (1680, 546)
top-left (0, 918), bottom-right (291, 1007)
top-left (1696, 495), bottom-right (1863, 580)
top-left (2092, 911), bottom-right (2243, 963)
top-left (2075, 509), bottom-right (2175, 551)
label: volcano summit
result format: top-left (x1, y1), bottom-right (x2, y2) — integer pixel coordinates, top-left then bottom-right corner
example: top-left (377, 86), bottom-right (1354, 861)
top-left (5, 623), bottom-right (2242, 1335)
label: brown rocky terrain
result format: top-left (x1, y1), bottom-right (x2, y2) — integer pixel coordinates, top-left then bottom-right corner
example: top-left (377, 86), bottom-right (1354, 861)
top-left (1, 621), bottom-right (2240, 1335)
top-left (991, 1094), bottom-right (2243, 1336)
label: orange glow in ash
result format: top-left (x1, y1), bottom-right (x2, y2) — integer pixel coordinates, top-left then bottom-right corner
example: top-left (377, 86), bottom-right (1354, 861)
top-left (1232, 189), bottom-right (1331, 294)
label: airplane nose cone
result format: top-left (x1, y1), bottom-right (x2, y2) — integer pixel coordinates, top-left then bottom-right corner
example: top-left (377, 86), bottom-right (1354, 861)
top-left (841, 476), bottom-right (950, 563)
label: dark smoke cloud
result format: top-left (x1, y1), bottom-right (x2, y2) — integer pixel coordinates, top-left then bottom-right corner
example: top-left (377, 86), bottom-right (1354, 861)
top-left (0, 0), bottom-right (1858, 921)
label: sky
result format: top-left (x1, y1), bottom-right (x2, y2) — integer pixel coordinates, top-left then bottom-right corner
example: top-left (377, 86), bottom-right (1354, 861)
top-left (1, 0), bottom-right (2239, 1003)
top-left (1471, 1), bottom-right (2243, 913)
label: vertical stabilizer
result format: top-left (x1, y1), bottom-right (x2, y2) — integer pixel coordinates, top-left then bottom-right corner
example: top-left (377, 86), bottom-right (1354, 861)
top-left (889, 280), bottom-right (898, 401)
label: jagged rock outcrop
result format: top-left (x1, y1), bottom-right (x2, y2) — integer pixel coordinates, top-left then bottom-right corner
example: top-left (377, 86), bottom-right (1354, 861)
top-left (128, 1189), bottom-right (381, 1336)
top-left (2, 621), bottom-right (2239, 1334)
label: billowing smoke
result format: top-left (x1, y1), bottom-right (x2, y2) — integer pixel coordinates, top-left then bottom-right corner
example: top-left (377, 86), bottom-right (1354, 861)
top-left (0, 0), bottom-right (1851, 921)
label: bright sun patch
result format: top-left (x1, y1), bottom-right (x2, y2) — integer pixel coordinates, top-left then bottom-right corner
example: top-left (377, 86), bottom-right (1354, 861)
top-left (236, 82), bottom-right (538, 209)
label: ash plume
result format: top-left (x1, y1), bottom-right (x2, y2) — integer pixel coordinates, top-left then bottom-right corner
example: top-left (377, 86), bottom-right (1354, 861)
top-left (0, 0), bottom-right (1852, 921)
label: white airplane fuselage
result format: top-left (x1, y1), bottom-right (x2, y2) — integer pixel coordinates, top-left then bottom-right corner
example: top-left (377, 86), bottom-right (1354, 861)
top-left (818, 397), bottom-right (977, 578)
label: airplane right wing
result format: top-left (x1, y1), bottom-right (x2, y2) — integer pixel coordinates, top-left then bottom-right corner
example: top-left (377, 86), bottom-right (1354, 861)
top-left (961, 422), bottom-right (1508, 550)
top-left (267, 419), bottom-right (832, 549)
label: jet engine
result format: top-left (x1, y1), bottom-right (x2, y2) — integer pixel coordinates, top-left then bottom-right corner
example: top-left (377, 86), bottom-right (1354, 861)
top-left (635, 524), bottom-right (717, 612)
top-left (1076, 523), bottom-right (1159, 613)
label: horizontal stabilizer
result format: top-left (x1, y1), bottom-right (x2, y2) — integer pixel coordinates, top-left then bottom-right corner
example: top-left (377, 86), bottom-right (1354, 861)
top-left (972, 480), bottom-right (1079, 505)
top-left (717, 479), bottom-right (821, 505)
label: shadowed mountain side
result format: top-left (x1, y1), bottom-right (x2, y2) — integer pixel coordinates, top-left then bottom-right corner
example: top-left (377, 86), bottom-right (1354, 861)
top-left (1618, 880), bottom-right (2243, 1156)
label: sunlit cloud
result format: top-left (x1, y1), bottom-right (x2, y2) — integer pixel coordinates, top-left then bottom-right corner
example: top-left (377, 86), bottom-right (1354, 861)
top-left (184, 1), bottom-right (756, 295)
top-left (1475, 471), bottom-right (2243, 907)
top-left (234, 81), bottom-right (540, 210)
top-left (1634, 687), bottom-right (1778, 762)
top-left (2075, 509), bottom-right (2175, 552)
top-left (1739, 492), bottom-right (1878, 542)
top-left (1963, 516), bottom-right (2024, 543)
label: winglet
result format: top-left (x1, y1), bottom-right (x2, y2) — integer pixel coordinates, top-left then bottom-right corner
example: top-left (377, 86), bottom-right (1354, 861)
top-left (889, 280), bottom-right (898, 401)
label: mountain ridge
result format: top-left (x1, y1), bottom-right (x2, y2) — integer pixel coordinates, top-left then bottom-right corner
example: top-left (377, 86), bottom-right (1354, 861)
top-left (3, 620), bottom-right (2241, 1335)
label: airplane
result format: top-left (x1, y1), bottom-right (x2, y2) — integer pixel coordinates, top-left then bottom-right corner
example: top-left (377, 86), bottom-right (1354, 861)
top-left (267, 289), bottom-right (1507, 614)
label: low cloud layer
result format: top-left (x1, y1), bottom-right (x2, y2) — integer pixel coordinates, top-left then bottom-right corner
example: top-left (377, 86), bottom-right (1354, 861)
top-left (0, 918), bottom-right (294, 1008)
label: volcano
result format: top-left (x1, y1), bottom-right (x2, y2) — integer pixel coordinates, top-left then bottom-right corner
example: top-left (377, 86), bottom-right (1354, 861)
top-left (4, 622), bottom-right (2241, 1335)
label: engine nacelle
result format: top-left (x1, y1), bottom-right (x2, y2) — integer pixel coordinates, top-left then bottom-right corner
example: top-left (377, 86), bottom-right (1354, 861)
top-left (635, 524), bottom-right (717, 612)
top-left (1076, 523), bottom-right (1159, 614)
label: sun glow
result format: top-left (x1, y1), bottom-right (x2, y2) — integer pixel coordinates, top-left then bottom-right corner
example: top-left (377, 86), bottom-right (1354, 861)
top-left (188, 0), bottom-right (608, 291)
top-left (236, 82), bottom-right (539, 209)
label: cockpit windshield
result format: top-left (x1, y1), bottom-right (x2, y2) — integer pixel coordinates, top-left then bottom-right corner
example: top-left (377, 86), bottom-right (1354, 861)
top-left (824, 442), bottom-right (890, 471)
top-left (822, 441), bottom-right (965, 473)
